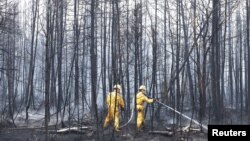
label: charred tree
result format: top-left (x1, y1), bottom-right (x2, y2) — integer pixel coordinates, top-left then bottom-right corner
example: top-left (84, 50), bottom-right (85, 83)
top-left (45, 0), bottom-right (52, 140)
top-left (25, 0), bottom-right (39, 121)
top-left (56, 0), bottom-right (64, 127)
top-left (211, 0), bottom-right (222, 122)
top-left (246, 0), bottom-right (250, 123)
top-left (90, 0), bottom-right (98, 138)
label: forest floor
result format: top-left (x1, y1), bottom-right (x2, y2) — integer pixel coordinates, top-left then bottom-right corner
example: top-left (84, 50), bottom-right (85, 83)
top-left (0, 100), bottom-right (247, 141)
top-left (0, 106), bottom-right (210, 141)
top-left (0, 118), bottom-right (207, 141)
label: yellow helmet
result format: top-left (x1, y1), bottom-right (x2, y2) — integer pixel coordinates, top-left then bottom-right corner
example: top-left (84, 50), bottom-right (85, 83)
top-left (113, 84), bottom-right (121, 90)
top-left (139, 85), bottom-right (146, 91)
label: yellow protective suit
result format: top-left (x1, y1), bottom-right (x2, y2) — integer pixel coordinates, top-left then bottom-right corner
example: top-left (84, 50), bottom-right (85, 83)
top-left (136, 92), bottom-right (154, 130)
top-left (103, 91), bottom-right (125, 131)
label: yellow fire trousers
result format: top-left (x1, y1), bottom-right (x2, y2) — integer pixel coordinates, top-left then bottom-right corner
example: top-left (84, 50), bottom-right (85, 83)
top-left (103, 109), bottom-right (120, 131)
top-left (136, 105), bottom-right (144, 129)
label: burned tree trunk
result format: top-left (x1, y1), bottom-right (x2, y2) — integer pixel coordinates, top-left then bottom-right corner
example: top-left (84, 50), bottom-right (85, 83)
top-left (211, 0), bottom-right (222, 122)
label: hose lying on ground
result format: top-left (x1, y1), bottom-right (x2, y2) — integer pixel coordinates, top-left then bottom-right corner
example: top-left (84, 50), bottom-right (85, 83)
top-left (120, 96), bottom-right (135, 128)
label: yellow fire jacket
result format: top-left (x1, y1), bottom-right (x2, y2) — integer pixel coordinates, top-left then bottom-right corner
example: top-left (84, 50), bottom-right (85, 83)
top-left (106, 91), bottom-right (125, 112)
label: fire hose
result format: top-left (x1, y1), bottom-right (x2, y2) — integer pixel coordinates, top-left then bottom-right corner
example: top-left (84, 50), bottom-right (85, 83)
top-left (120, 96), bottom-right (135, 128)
top-left (156, 100), bottom-right (208, 131)
top-left (120, 97), bottom-right (207, 132)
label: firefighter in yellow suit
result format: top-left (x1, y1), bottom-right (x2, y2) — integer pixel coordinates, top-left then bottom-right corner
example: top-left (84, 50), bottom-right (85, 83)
top-left (103, 84), bottom-right (125, 132)
top-left (136, 85), bottom-right (154, 130)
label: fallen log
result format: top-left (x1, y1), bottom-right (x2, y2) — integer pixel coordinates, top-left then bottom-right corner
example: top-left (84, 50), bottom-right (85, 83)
top-left (36, 129), bottom-right (84, 134)
top-left (184, 127), bottom-right (200, 133)
top-left (149, 131), bottom-right (173, 136)
top-left (165, 127), bottom-right (172, 131)
top-left (181, 126), bottom-right (190, 132)
top-left (177, 126), bottom-right (201, 132)
top-left (56, 127), bottom-right (85, 134)
top-left (57, 126), bottom-right (90, 133)
top-left (36, 126), bottom-right (91, 134)
top-left (57, 126), bottom-right (89, 131)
